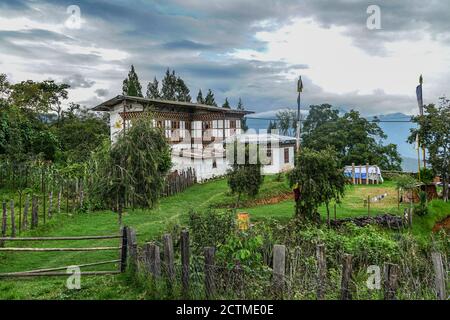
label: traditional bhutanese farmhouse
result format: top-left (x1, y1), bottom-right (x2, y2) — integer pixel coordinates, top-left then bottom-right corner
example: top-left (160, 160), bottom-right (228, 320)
top-left (93, 95), bottom-right (295, 181)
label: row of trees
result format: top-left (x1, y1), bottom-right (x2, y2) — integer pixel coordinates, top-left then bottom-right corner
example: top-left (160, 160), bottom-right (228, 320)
top-left (0, 74), bottom-right (109, 165)
top-left (122, 65), bottom-right (248, 131)
top-left (122, 65), bottom-right (247, 110)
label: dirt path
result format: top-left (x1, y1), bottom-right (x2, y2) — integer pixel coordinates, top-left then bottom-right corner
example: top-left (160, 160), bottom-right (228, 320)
top-left (432, 215), bottom-right (450, 232)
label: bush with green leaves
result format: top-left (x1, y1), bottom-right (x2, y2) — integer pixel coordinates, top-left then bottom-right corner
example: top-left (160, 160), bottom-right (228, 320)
top-left (87, 115), bottom-right (171, 209)
top-left (288, 147), bottom-right (346, 222)
top-left (188, 209), bottom-right (236, 251)
top-left (227, 143), bottom-right (263, 207)
top-left (414, 191), bottom-right (429, 216)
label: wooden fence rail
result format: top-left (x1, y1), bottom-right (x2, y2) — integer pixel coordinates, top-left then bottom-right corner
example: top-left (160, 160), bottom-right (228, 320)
top-left (0, 228), bottom-right (137, 278)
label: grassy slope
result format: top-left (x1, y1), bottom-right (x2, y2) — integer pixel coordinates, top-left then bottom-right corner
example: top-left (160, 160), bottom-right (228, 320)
top-left (0, 176), bottom-right (448, 299)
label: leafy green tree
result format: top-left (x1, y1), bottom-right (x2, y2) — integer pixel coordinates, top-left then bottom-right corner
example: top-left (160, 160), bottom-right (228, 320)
top-left (237, 98), bottom-right (248, 132)
top-left (276, 109), bottom-right (297, 136)
top-left (10, 80), bottom-right (69, 119)
top-left (88, 115), bottom-right (172, 209)
top-left (267, 120), bottom-right (277, 132)
top-left (222, 98), bottom-right (231, 109)
top-left (122, 65), bottom-right (143, 97)
top-left (146, 77), bottom-right (160, 99)
top-left (227, 143), bottom-right (263, 207)
top-left (302, 106), bottom-right (402, 170)
top-left (56, 103), bottom-right (109, 163)
top-left (204, 89), bottom-right (217, 106)
top-left (408, 98), bottom-right (450, 201)
top-left (289, 148), bottom-right (346, 222)
top-left (303, 104), bottom-right (339, 135)
top-left (196, 89), bottom-right (204, 104)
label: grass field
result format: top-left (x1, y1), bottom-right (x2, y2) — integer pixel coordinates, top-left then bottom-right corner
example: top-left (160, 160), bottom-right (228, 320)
top-left (0, 176), bottom-right (448, 299)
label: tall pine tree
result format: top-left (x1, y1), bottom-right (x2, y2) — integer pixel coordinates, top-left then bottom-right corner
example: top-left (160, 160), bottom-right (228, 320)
top-left (122, 65), bottom-right (143, 97)
top-left (146, 77), bottom-right (160, 99)
top-left (222, 97), bottom-right (231, 109)
top-left (161, 68), bottom-right (177, 100)
top-left (204, 89), bottom-right (217, 106)
top-left (237, 98), bottom-right (248, 132)
top-left (175, 77), bottom-right (191, 102)
top-left (197, 89), bottom-right (204, 104)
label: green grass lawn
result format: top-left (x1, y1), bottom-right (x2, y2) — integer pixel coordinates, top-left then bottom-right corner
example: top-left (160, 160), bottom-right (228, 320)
top-left (0, 176), bottom-right (448, 299)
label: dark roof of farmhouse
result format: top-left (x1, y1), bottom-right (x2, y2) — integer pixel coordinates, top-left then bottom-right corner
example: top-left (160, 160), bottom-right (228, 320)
top-left (92, 95), bottom-right (254, 115)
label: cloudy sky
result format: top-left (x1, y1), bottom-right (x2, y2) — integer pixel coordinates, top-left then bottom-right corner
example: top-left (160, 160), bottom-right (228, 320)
top-left (1, 0), bottom-right (449, 117)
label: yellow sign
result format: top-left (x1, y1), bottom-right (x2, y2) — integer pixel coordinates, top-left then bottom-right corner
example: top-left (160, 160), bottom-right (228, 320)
top-left (237, 212), bottom-right (250, 231)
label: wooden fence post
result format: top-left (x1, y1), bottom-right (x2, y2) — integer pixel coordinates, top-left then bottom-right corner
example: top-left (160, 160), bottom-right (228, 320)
top-left (340, 254), bottom-right (353, 300)
top-left (366, 163), bottom-right (369, 184)
top-left (273, 244), bottom-right (286, 298)
top-left (359, 165), bottom-right (362, 184)
top-left (10, 200), bottom-right (15, 238)
top-left (57, 188), bottom-right (61, 214)
top-left (48, 191), bottom-right (53, 219)
top-left (367, 196), bottom-right (370, 217)
top-left (383, 263), bottom-right (399, 300)
top-left (22, 195), bottom-right (29, 231)
top-left (119, 226), bottom-right (128, 273)
top-left (204, 247), bottom-right (215, 299)
top-left (163, 233), bottom-right (175, 284)
top-left (316, 244), bottom-right (327, 300)
top-left (1, 201), bottom-right (6, 247)
top-left (181, 229), bottom-right (190, 297)
top-left (351, 163), bottom-right (355, 184)
top-left (18, 192), bottom-right (22, 234)
top-left (144, 242), bottom-right (161, 279)
top-left (431, 252), bottom-right (446, 300)
top-left (31, 196), bottom-right (38, 229)
top-left (127, 228), bottom-right (138, 269)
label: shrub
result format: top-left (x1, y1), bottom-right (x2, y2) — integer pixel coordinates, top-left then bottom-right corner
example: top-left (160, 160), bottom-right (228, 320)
top-left (188, 209), bottom-right (236, 251)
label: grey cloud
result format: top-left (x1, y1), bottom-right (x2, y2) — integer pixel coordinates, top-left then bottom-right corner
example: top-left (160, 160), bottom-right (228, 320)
top-left (95, 88), bottom-right (109, 97)
top-left (62, 74), bottom-right (95, 88)
top-left (162, 40), bottom-right (214, 51)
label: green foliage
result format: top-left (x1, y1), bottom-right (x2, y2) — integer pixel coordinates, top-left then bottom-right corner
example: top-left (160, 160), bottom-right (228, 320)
top-left (276, 109), bottom-right (297, 136)
top-left (55, 104), bottom-right (109, 163)
top-left (302, 105), bottom-right (402, 170)
top-left (222, 98), bottom-right (230, 109)
top-left (289, 147), bottom-right (346, 221)
top-left (408, 98), bottom-right (450, 201)
top-left (419, 168), bottom-right (434, 184)
top-left (196, 89), bottom-right (204, 104)
top-left (122, 65), bottom-right (143, 97)
top-left (150, 69), bottom-right (191, 102)
top-left (394, 174), bottom-right (418, 191)
top-left (188, 209), bottom-right (236, 250)
top-left (237, 98), bottom-right (248, 132)
top-left (414, 191), bottom-right (429, 216)
top-left (88, 115), bottom-right (172, 209)
top-left (146, 77), bottom-right (160, 99)
top-left (204, 89), bottom-right (217, 106)
top-left (216, 230), bottom-right (265, 272)
top-left (227, 143), bottom-right (263, 205)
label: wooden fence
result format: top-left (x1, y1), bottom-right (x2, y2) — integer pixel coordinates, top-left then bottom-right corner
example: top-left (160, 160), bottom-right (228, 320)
top-left (162, 168), bottom-right (196, 197)
top-left (131, 230), bottom-right (447, 300)
top-left (1, 190), bottom-right (85, 242)
top-left (0, 227), bottom-right (138, 278)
